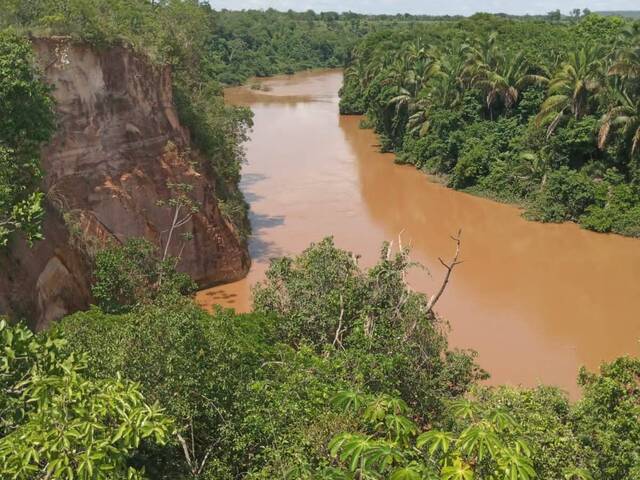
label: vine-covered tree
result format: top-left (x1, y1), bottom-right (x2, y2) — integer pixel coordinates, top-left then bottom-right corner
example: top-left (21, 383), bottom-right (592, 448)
top-left (0, 29), bottom-right (55, 247)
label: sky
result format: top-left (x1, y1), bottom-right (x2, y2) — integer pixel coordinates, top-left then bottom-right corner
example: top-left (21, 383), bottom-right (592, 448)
top-left (209, 0), bottom-right (639, 16)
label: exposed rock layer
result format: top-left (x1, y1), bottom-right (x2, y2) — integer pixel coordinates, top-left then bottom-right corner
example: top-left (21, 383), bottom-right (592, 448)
top-left (0, 38), bottom-right (249, 330)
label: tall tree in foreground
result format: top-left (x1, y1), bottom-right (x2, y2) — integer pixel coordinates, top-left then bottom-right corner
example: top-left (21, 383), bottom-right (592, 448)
top-left (0, 320), bottom-right (171, 479)
top-left (325, 392), bottom-right (541, 480)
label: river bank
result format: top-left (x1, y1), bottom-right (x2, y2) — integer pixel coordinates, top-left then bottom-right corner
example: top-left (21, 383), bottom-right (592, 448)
top-left (197, 69), bottom-right (640, 397)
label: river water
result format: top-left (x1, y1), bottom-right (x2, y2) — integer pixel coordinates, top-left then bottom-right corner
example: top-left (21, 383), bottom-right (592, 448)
top-left (196, 69), bottom-right (640, 396)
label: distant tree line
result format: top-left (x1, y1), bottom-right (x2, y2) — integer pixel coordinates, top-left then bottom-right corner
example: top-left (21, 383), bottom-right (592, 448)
top-left (340, 13), bottom-right (640, 236)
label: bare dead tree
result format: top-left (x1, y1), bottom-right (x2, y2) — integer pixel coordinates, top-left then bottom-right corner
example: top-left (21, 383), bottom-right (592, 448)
top-left (161, 195), bottom-right (196, 262)
top-left (426, 229), bottom-right (463, 315)
top-left (176, 419), bottom-right (215, 478)
top-left (333, 294), bottom-right (345, 349)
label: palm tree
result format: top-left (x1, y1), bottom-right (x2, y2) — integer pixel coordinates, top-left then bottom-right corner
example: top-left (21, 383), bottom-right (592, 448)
top-left (427, 43), bottom-right (469, 107)
top-left (536, 45), bottom-right (606, 136)
top-left (383, 48), bottom-right (441, 141)
top-left (464, 32), bottom-right (500, 76)
top-left (475, 51), bottom-right (548, 118)
top-left (608, 44), bottom-right (640, 83)
top-left (400, 43), bottom-right (473, 137)
top-left (517, 151), bottom-right (552, 188)
top-left (598, 88), bottom-right (640, 157)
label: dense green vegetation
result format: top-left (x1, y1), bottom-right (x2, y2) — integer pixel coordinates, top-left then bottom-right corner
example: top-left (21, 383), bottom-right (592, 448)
top-left (0, 1), bottom-right (399, 246)
top-left (0, 318), bottom-right (171, 479)
top-left (0, 30), bottom-right (55, 247)
top-left (2, 238), bottom-right (639, 479)
top-left (598, 11), bottom-right (640, 19)
top-left (1, 3), bottom-right (640, 479)
top-left (340, 14), bottom-right (640, 236)
top-left (2, 1), bottom-right (367, 84)
top-left (91, 238), bottom-right (196, 314)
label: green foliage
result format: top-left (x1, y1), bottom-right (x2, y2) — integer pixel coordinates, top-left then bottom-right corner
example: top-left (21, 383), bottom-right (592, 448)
top-left (0, 29), bottom-right (55, 246)
top-left (56, 298), bottom-right (361, 479)
top-left (527, 167), bottom-right (596, 222)
top-left (572, 357), bottom-right (640, 480)
top-left (233, 346), bottom-right (359, 479)
top-left (253, 238), bottom-right (486, 417)
top-left (91, 238), bottom-right (196, 314)
top-left (327, 392), bottom-right (538, 480)
top-left (3, 2), bottom-right (366, 85)
top-left (57, 301), bottom-right (273, 478)
top-left (0, 320), bottom-right (170, 479)
top-left (205, 9), bottom-right (362, 85)
top-left (340, 13), bottom-right (640, 236)
top-left (5, 234), bottom-right (640, 479)
top-left (474, 386), bottom-right (592, 479)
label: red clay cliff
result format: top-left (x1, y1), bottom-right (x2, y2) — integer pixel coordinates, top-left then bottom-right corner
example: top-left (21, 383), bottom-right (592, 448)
top-left (0, 38), bottom-right (250, 329)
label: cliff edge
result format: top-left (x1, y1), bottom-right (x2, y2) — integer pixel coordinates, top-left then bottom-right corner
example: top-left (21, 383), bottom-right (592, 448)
top-left (0, 37), bottom-right (250, 329)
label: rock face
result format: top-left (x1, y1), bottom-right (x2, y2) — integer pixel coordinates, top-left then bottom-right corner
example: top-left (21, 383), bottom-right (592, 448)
top-left (0, 38), bottom-right (250, 330)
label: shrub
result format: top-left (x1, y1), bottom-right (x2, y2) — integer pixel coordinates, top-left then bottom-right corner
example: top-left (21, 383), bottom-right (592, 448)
top-left (579, 175), bottom-right (640, 235)
top-left (527, 167), bottom-right (596, 222)
top-left (547, 116), bottom-right (599, 170)
top-left (57, 301), bottom-right (274, 478)
top-left (475, 386), bottom-right (592, 480)
top-left (451, 137), bottom-right (496, 188)
top-left (91, 238), bottom-right (196, 313)
top-left (572, 357), bottom-right (640, 480)
top-left (326, 393), bottom-right (538, 480)
top-left (338, 79), bottom-right (366, 114)
top-left (0, 320), bottom-right (170, 479)
top-left (252, 238), bottom-right (486, 416)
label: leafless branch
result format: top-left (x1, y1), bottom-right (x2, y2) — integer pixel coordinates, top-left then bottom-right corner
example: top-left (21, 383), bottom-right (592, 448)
top-left (177, 433), bottom-right (193, 469)
top-left (333, 294), bottom-right (345, 349)
top-left (426, 229), bottom-right (463, 315)
top-left (162, 204), bottom-right (182, 261)
top-left (176, 418), bottom-right (217, 477)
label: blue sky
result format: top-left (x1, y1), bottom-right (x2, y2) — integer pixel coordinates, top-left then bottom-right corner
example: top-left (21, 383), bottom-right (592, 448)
top-left (210, 0), bottom-right (638, 16)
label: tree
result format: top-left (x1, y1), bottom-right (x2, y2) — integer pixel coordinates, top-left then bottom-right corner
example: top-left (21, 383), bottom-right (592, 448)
top-left (572, 357), bottom-right (640, 480)
top-left (474, 51), bottom-right (548, 118)
top-left (547, 10), bottom-right (562, 22)
top-left (608, 38), bottom-right (640, 82)
top-left (0, 29), bottom-right (55, 246)
top-left (0, 320), bottom-right (171, 479)
top-left (326, 392), bottom-right (542, 480)
top-left (537, 45), bottom-right (605, 136)
top-left (155, 144), bottom-right (201, 262)
top-left (253, 238), bottom-right (486, 417)
top-left (598, 88), bottom-right (640, 158)
top-left (56, 300), bottom-right (293, 479)
top-left (91, 238), bottom-right (196, 314)
top-left (428, 43), bottom-right (471, 109)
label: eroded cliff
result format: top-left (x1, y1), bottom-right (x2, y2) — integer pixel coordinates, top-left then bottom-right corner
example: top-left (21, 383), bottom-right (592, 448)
top-left (0, 37), bottom-right (249, 329)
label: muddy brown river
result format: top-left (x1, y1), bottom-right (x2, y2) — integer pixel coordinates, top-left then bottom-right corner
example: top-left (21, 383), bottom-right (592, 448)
top-left (197, 69), bottom-right (640, 397)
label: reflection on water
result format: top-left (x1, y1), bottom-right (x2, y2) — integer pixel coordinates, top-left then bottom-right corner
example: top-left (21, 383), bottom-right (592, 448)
top-left (197, 69), bottom-right (640, 397)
